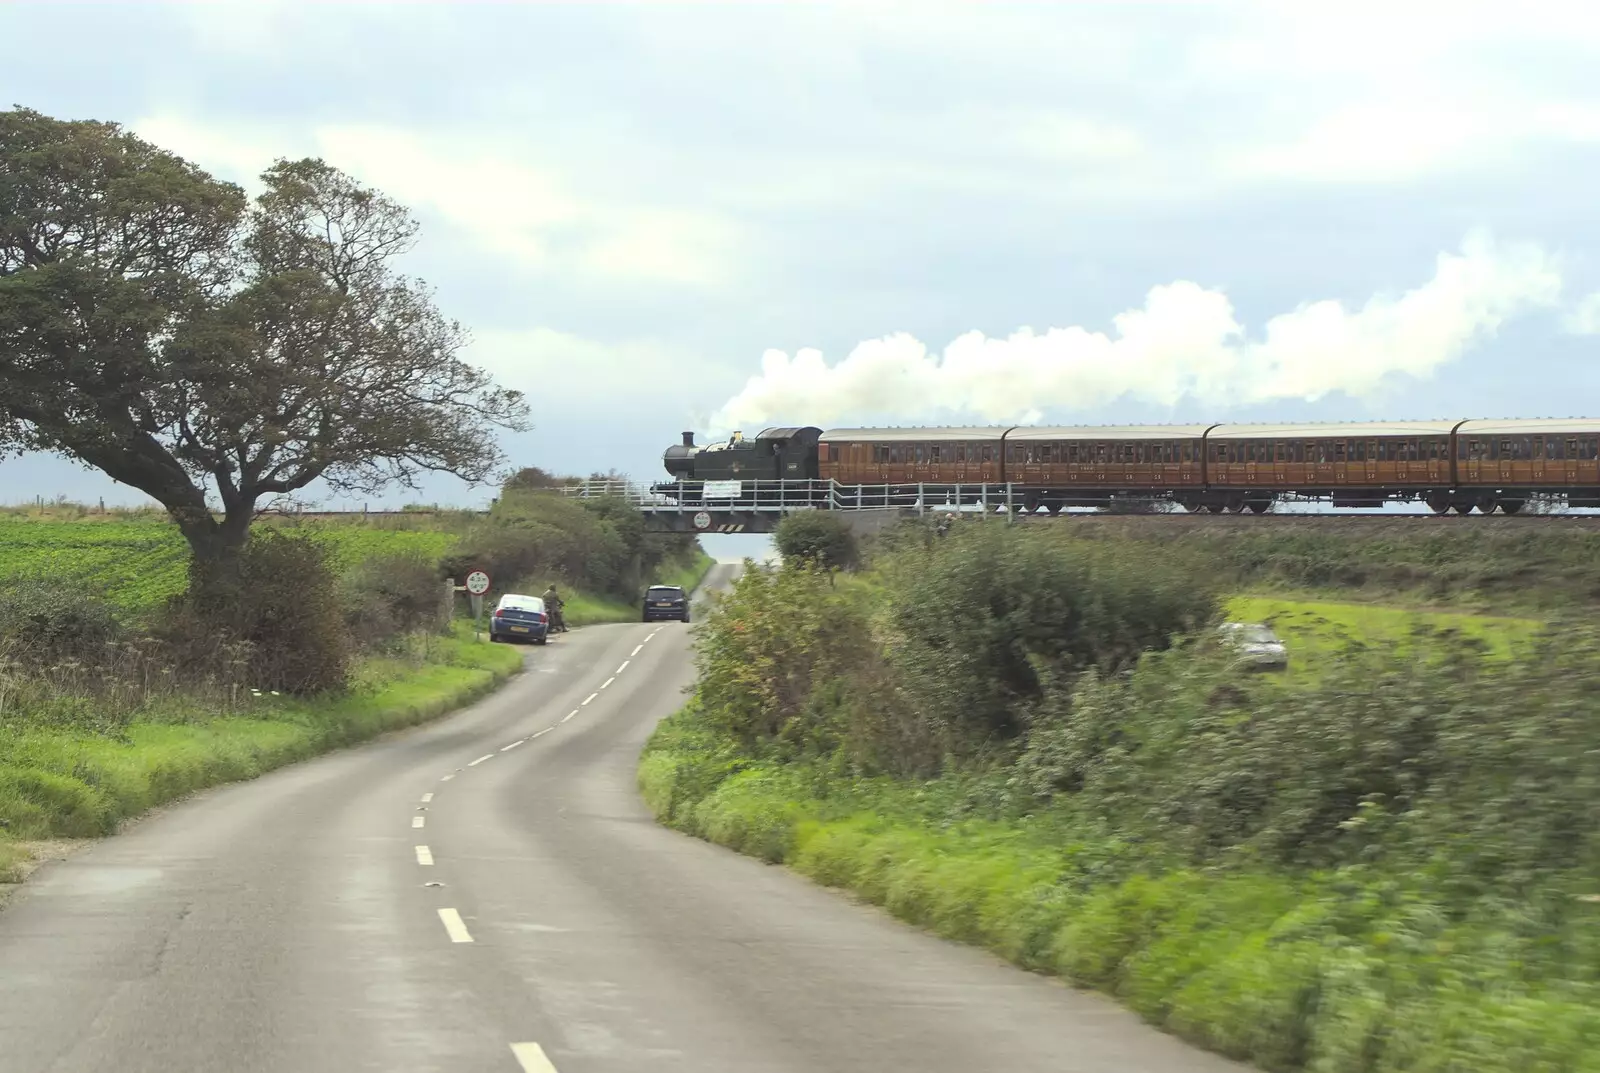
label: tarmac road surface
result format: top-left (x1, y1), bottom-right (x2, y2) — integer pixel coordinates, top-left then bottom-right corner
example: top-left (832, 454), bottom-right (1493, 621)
top-left (0, 565), bottom-right (1246, 1073)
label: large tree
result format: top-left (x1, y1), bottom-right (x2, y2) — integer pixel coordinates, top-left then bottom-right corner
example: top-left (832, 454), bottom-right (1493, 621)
top-left (0, 107), bottom-right (529, 585)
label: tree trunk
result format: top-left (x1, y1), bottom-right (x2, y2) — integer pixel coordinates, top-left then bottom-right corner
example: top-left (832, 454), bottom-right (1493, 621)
top-left (170, 501), bottom-right (255, 606)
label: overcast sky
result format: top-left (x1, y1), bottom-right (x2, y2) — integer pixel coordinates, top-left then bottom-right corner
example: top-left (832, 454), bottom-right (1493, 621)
top-left (5, 1), bottom-right (1600, 538)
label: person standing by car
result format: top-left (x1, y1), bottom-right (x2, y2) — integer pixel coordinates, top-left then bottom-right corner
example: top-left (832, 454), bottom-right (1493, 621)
top-left (541, 584), bottom-right (567, 632)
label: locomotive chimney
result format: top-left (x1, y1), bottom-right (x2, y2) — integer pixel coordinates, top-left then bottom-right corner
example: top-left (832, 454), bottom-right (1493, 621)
top-left (681, 431), bottom-right (695, 447)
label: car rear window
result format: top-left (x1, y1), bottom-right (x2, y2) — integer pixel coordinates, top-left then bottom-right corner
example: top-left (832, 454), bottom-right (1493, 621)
top-left (647, 587), bottom-right (684, 598)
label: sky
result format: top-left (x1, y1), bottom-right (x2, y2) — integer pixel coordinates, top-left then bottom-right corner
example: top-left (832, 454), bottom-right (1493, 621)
top-left (4, 0), bottom-right (1600, 557)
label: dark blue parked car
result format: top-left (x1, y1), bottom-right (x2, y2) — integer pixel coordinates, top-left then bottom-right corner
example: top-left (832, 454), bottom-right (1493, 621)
top-left (489, 594), bottom-right (549, 645)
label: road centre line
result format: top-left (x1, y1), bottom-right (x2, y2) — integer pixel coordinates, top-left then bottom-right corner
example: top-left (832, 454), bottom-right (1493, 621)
top-left (421, 793), bottom-right (433, 803)
top-left (415, 846), bottom-right (433, 866)
top-left (630, 644), bottom-right (643, 657)
top-left (412, 816), bottom-right (425, 829)
top-left (500, 739), bottom-right (524, 752)
top-left (510, 1042), bottom-right (559, 1073)
top-left (617, 659), bottom-right (630, 673)
top-left (437, 908), bottom-right (473, 943)
top-left (469, 753), bottom-right (494, 766)
top-left (560, 711), bottom-right (575, 723)
top-left (601, 676), bottom-right (615, 689)
top-left (582, 693), bottom-right (598, 706)
top-left (531, 727), bottom-right (553, 738)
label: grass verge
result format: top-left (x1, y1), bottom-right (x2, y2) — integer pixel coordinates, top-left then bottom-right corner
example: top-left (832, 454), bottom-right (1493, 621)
top-left (0, 624), bottom-right (522, 872)
top-left (639, 704), bottom-right (1600, 1073)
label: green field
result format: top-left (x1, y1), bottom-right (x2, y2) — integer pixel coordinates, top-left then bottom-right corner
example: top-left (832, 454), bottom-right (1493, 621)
top-left (0, 517), bottom-right (459, 613)
top-left (1222, 594), bottom-right (1545, 679)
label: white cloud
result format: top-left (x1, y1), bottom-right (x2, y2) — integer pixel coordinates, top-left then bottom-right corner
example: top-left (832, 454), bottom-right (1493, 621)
top-left (131, 115), bottom-right (741, 288)
top-left (710, 232), bottom-right (1563, 431)
top-left (1566, 292), bottom-right (1600, 335)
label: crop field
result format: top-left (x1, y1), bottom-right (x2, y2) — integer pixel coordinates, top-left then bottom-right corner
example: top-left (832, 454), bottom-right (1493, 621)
top-left (0, 518), bottom-right (459, 613)
top-left (1222, 594), bottom-right (1545, 679)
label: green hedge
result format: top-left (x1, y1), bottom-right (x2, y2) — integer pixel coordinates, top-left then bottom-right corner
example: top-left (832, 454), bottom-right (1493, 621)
top-left (0, 626), bottom-right (521, 844)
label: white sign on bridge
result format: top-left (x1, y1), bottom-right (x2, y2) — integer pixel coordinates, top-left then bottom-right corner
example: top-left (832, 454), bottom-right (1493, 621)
top-left (465, 570), bottom-right (491, 595)
top-left (702, 480), bottom-right (743, 499)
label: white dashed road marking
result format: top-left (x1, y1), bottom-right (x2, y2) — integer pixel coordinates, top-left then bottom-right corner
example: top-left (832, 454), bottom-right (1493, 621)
top-left (617, 660), bottom-right (630, 673)
top-left (560, 710), bottom-right (576, 723)
top-left (469, 753), bottom-right (494, 767)
top-left (421, 793), bottom-right (433, 803)
top-left (415, 846), bottom-right (434, 866)
top-left (500, 739), bottom-right (524, 752)
top-left (437, 908), bottom-right (473, 943)
top-left (441, 774), bottom-right (455, 782)
top-left (531, 727), bottom-right (553, 739)
top-left (581, 693), bottom-right (598, 706)
top-left (510, 1042), bottom-right (559, 1073)
top-left (412, 816), bottom-right (425, 829)
top-left (630, 645), bottom-right (643, 657)
top-left (601, 676), bottom-right (615, 689)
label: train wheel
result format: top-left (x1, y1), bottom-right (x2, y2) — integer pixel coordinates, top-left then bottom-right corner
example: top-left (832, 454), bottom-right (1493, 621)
top-left (1247, 500), bottom-right (1270, 514)
top-left (1478, 499), bottom-right (1498, 514)
top-left (1205, 503), bottom-right (1225, 513)
top-left (1452, 503), bottom-right (1473, 514)
top-left (1501, 499), bottom-right (1525, 515)
top-left (1426, 494), bottom-right (1451, 515)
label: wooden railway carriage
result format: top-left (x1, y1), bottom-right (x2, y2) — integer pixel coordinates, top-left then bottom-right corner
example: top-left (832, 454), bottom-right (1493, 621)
top-left (1205, 421), bottom-right (1460, 512)
top-left (818, 427), bottom-right (1007, 493)
top-left (1455, 419), bottom-right (1600, 509)
top-left (1006, 425), bottom-right (1210, 509)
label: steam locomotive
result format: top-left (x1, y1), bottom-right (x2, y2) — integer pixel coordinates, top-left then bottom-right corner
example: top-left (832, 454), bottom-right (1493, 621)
top-left (657, 419), bottom-right (1600, 514)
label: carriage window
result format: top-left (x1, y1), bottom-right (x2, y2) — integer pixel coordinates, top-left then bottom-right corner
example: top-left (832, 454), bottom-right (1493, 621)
top-left (1351, 442), bottom-right (1363, 462)
top-left (827, 445), bottom-right (840, 462)
top-left (981, 445), bottom-right (994, 462)
top-left (929, 444), bottom-right (942, 463)
top-left (1546, 438), bottom-right (1559, 460)
top-left (1586, 438), bottom-right (1600, 461)
top-left (874, 444), bottom-right (889, 463)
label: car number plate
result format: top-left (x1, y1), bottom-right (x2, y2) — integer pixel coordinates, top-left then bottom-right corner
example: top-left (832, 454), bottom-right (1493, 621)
top-left (511, 625), bottom-right (529, 633)
top-left (655, 602), bottom-right (672, 607)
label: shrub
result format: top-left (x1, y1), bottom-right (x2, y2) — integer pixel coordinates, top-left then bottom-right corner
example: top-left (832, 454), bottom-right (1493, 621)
top-left (774, 511), bottom-right (859, 571)
top-left (0, 580), bottom-right (125, 663)
top-left (883, 525), bottom-right (1218, 757)
top-left (170, 531), bottom-right (349, 695)
top-left (341, 550), bottom-right (451, 649)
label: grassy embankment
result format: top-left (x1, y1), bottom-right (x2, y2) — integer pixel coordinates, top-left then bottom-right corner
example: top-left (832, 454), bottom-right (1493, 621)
top-left (640, 518), bottom-right (1600, 1073)
top-left (0, 624), bottom-right (521, 871)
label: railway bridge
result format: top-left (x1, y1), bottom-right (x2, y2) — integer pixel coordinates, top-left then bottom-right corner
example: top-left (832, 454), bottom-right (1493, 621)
top-left (557, 479), bottom-right (1026, 534)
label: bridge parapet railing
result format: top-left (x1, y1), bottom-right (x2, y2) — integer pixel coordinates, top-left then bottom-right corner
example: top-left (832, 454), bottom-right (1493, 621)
top-left (573, 480), bottom-right (1021, 514)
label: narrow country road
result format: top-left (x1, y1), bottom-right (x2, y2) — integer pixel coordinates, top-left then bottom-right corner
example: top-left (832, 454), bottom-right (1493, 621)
top-left (0, 566), bottom-right (1246, 1073)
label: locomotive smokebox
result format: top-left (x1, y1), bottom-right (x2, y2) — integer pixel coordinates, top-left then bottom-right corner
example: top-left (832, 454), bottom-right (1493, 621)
top-left (663, 443), bottom-right (698, 478)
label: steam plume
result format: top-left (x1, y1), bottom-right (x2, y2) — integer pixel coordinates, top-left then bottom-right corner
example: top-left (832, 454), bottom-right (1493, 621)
top-left (710, 232), bottom-right (1561, 431)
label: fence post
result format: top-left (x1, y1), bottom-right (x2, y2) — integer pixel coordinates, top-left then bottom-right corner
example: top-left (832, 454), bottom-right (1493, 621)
top-left (1006, 483), bottom-right (1015, 524)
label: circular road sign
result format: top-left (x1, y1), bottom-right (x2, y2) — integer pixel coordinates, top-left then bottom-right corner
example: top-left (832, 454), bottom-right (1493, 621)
top-left (692, 511), bottom-right (712, 530)
top-left (465, 570), bottom-right (491, 596)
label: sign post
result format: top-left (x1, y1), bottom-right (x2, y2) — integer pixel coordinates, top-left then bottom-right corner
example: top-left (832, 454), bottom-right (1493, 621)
top-left (465, 570), bottom-right (491, 641)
